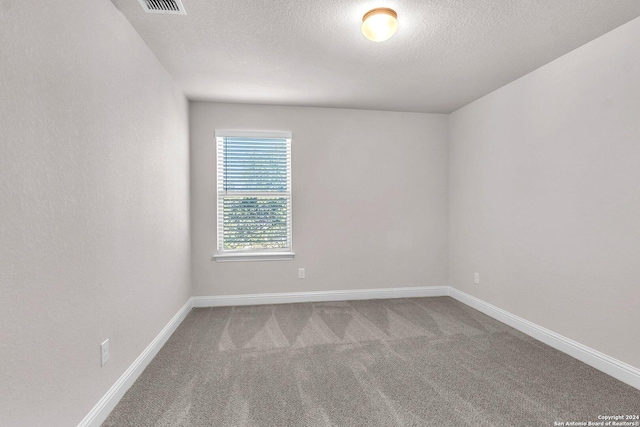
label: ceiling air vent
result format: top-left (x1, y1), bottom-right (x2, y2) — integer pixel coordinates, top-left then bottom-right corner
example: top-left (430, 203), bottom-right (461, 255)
top-left (137, 0), bottom-right (186, 15)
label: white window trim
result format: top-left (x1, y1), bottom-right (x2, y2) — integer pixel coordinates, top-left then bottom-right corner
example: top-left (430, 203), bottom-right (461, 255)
top-left (215, 130), bottom-right (292, 139)
top-left (213, 252), bottom-right (295, 262)
top-left (213, 130), bottom-right (294, 262)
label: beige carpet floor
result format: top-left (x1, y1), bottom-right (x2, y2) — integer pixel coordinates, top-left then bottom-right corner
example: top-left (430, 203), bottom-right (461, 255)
top-left (103, 297), bottom-right (640, 426)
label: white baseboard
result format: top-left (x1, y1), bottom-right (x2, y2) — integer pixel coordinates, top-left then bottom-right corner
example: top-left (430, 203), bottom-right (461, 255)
top-left (448, 287), bottom-right (640, 391)
top-left (77, 299), bottom-right (193, 427)
top-left (192, 286), bottom-right (449, 308)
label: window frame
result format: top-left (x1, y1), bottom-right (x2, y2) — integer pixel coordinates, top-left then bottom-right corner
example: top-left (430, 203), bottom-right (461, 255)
top-left (213, 130), bottom-right (294, 262)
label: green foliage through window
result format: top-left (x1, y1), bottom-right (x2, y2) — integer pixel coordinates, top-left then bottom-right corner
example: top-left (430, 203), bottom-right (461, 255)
top-left (223, 197), bottom-right (288, 250)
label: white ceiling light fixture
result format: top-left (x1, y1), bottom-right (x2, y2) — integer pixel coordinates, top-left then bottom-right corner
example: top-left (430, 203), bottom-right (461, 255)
top-left (361, 8), bottom-right (398, 42)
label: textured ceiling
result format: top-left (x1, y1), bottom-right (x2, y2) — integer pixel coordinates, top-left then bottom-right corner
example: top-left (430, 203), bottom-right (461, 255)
top-left (114, 0), bottom-right (640, 113)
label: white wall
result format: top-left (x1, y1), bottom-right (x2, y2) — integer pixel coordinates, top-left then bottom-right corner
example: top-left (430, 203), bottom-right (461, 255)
top-left (0, 1), bottom-right (190, 425)
top-left (191, 103), bottom-right (448, 296)
top-left (448, 17), bottom-right (640, 369)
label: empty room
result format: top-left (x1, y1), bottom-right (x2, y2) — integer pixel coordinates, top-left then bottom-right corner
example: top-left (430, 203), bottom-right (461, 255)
top-left (2, 0), bottom-right (640, 426)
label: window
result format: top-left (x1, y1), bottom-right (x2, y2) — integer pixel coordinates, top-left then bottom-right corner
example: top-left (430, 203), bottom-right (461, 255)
top-left (214, 131), bottom-right (293, 261)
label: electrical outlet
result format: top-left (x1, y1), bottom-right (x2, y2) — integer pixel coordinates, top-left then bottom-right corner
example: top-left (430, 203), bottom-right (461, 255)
top-left (474, 272), bottom-right (480, 285)
top-left (101, 339), bottom-right (109, 366)
top-left (298, 268), bottom-right (305, 279)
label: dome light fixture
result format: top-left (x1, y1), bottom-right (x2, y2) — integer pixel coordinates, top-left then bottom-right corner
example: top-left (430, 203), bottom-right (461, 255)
top-left (361, 8), bottom-right (398, 42)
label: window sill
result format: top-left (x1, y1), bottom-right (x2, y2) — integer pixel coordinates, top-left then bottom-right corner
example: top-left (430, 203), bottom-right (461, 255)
top-left (212, 252), bottom-right (295, 262)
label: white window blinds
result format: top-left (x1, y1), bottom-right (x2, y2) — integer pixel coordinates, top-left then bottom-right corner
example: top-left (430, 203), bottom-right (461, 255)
top-left (216, 132), bottom-right (292, 254)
